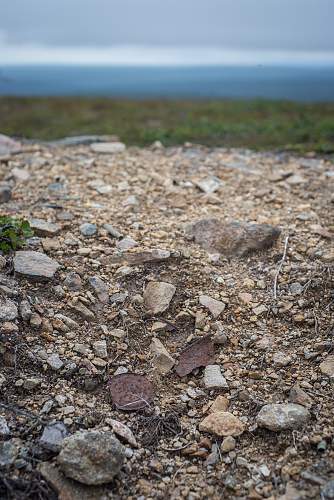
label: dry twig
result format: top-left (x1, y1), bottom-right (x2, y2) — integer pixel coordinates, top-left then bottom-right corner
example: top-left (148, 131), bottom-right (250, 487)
top-left (273, 235), bottom-right (289, 299)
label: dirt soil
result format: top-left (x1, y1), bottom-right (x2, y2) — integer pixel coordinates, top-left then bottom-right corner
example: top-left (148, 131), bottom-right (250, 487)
top-left (0, 141), bottom-right (333, 499)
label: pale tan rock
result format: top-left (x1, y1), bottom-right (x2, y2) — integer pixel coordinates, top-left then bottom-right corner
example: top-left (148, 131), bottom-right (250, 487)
top-left (199, 295), bottom-right (225, 319)
top-left (199, 411), bottom-right (245, 437)
top-left (150, 338), bottom-right (175, 375)
top-left (143, 281), bottom-right (176, 314)
top-left (209, 395), bottom-right (229, 413)
top-left (320, 355), bottom-right (334, 377)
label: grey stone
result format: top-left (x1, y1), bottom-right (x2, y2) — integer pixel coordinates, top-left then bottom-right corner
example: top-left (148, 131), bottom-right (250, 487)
top-left (0, 185), bottom-right (12, 204)
top-left (14, 251), bottom-right (60, 281)
top-left (23, 377), bottom-right (42, 390)
top-left (0, 439), bottom-right (20, 466)
top-left (92, 340), bottom-right (108, 359)
top-left (143, 281), bottom-right (176, 314)
top-left (199, 295), bottom-right (225, 319)
top-left (256, 403), bottom-right (310, 431)
top-left (186, 218), bottom-right (280, 257)
top-left (322, 480), bottom-right (334, 499)
top-left (47, 353), bottom-right (64, 371)
top-left (103, 224), bottom-right (122, 239)
top-left (0, 416), bottom-right (10, 437)
top-left (116, 236), bottom-right (138, 251)
top-left (195, 176), bottom-right (222, 194)
top-left (204, 365), bottom-right (229, 389)
top-left (57, 430), bottom-right (125, 485)
top-left (40, 422), bottom-right (69, 452)
top-left (89, 276), bottom-right (109, 303)
top-left (90, 142), bottom-right (126, 154)
top-left (0, 298), bottom-right (18, 321)
top-left (29, 218), bottom-right (61, 237)
top-left (79, 223), bottom-right (97, 237)
top-left (0, 134), bottom-right (21, 155)
top-left (64, 272), bottom-right (82, 291)
top-left (19, 300), bottom-right (32, 321)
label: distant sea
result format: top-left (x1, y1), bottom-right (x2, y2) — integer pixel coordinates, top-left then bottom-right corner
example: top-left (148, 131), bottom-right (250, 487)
top-left (1, 65), bottom-right (334, 101)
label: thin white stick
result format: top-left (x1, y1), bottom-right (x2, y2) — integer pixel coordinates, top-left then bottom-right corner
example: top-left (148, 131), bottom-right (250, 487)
top-left (273, 235), bottom-right (289, 299)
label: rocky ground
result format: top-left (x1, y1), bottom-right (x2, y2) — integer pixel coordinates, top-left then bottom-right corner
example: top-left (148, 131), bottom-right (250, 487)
top-left (0, 134), bottom-right (333, 499)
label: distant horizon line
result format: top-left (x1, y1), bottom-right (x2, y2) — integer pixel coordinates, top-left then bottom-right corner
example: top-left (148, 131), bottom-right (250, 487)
top-left (1, 44), bottom-right (334, 66)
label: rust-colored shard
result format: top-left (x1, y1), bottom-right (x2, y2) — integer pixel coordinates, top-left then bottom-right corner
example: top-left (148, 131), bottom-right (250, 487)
top-left (108, 373), bottom-right (154, 411)
top-left (175, 336), bottom-right (215, 377)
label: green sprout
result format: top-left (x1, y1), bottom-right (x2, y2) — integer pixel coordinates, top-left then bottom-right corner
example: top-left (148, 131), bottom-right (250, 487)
top-left (0, 216), bottom-right (33, 254)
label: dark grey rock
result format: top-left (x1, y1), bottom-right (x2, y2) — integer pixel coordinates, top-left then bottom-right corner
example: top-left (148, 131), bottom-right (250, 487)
top-left (40, 422), bottom-right (69, 452)
top-left (57, 430), bottom-right (125, 485)
top-left (89, 276), bottom-right (109, 303)
top-left (0, 185), bottom-right (12, 204)
top-left (64, 272), bottom-right (82, 291)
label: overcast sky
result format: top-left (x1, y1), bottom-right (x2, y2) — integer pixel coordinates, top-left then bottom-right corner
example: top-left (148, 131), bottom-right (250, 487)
top-left (1, 0), bottom-right (334, 51)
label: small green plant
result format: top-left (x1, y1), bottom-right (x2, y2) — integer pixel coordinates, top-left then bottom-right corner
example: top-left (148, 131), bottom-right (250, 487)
top-left (0, 216), bottom-right (33, 254)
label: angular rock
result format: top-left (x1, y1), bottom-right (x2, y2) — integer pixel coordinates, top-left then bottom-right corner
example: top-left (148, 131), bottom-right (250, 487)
top-left (14, 251), bottom-right (60, 281)
top-left (0, 134), bottom-right (21, 155)
top-left (199, 411), bottom-right (245, 437)
top-left (204, 365), bottom-right (229, 389)
top-left (92, 340), bottom-right (108, 359)
top-left (39, 462), bottom-right (107, 500)
top-left (0, 298), bottom-right (18, 321)
top-left (150, 338), bottom-right (175, 375)
top-left (272, 352), bottom-right (292, 367)
top-left (79, 223), bottom-right (97, 237)
top-left (40, 422), bottom-right (69, 452)
top-left (175, 335), bottom-right (215, 377)
top-left (320, 355), bottom-right (334, 378)
top-left (116, 237), bottom-right (138, 251)
top-left (221, 436), bottom-right (236, 453)
top-left (195, 176), bottom-right (222, 194)
top-left (90, 142), bottom-right (126, 154)
top-left (289, 384), bottom-right (313, 409)
top-left (143, 281), bottom-right (176, 315)
top-left (0, 184), bottom-right (12, 204)
top-left (186, 218), bottom-right (280, 257)
top-left (71, 301), bottom-right (95, 321)
top-left (103, 223), bottom-right (122, 239)
top-left (10, 167), bottom-right (30, 182)
top-left (47, 353), bottom-right (64, 371)
top-left (256, 403), bottom-right (310, 431)
top-left (0, 416), bottom-right (10, 437)
top-left (57, 431), bottom-right (125, 485)
top-left (209, 395), bottom-right (229, 413)
top-left (0, 439), bottom-right (20, 466)
top-left (29, 218), bottom-right (61, 237)
top-left (105, 418), bottom-right (138, 447)
top-left (199, 295), bottom-right (225, 318)
top-left (125, 249), bottom-right (171, 265)
top-left (89, 276), bottom-right (109, 303)
top-left (64, 272), bottom-right (82, 291)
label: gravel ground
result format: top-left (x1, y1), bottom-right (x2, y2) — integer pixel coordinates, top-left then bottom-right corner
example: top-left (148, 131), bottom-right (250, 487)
top-left (0, 138), bottom-right (333, 499)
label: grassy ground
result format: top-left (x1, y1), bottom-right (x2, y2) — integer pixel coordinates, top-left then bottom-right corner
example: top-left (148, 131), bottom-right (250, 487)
top-left (1, 97), bottom-right (334, 153)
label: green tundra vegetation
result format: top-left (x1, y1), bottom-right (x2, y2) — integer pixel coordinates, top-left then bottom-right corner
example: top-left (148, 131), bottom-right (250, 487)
top-left (1, 97), bottom-right (334, 153)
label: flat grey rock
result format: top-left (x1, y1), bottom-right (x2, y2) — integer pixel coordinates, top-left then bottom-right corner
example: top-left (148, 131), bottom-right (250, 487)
top-left (90, 142), bottom-right (126, 154)
top-left (29, 218), bottom-right (61, 237)
top-left (14, 251), bottom-right (60, 281)
top-left (57, 430), bottom-right (125, 485)
top-left (186, 219), bottom-right (280, 257)
top-left (204, 365), bottom-right (229, 389)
